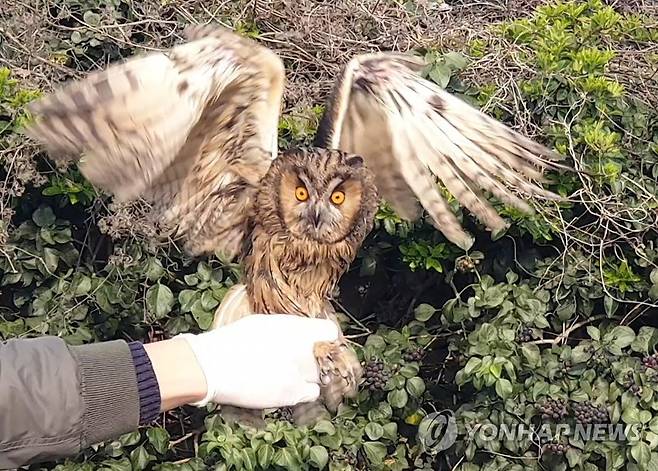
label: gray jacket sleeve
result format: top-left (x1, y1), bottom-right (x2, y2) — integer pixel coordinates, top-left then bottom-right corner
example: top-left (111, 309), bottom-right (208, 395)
top-left (0, 337), bottom-right (140, 469)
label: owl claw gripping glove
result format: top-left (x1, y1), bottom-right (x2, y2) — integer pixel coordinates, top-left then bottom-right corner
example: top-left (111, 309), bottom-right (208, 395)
top-left (177, 314), bottom-right (340, 409)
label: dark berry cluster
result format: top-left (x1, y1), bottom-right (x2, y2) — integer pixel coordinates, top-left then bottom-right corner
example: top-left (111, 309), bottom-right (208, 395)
top-left (538, 398), bottom-right (569, 420)
top-left (630, 383), bottom-right (643, 398)
top-left (517, 326), bottom-right (534, 343)
top-left (403, 346), bottom-right (424, 362)
top-left (642, 353), bottom-right (658, 369)
top-left (363, 360), bottom-right (391, 391)
top-left (271, 407), bottom-right (293, 422)
top-left (456, 257), bottom-right (479, 273)
top-left (624, 372), bottom-right (643, 398)
top-left (544, 442), bottom-right (569, 455)
top-left (572, 401), bottom-right (608, 425)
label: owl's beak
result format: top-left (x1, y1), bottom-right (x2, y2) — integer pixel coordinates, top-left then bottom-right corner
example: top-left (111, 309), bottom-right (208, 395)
top-left (309, 206), bottom-right (323, 229)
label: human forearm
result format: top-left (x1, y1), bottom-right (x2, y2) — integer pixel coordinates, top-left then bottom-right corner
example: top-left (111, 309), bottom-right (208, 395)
top-left (0, 315), bottom-right (339, 469)
top-left (0, 337), bottom-right (139, 469)
top-left (143, 337), bottom-right (207, 411)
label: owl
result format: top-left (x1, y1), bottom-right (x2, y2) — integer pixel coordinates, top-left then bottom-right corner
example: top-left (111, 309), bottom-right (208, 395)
top-left (25, 25), bottom-right (570, 425)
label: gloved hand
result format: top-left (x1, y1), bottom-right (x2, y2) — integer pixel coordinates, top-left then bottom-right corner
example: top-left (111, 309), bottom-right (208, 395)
top-left (177, 314), bottom-right (340, 409)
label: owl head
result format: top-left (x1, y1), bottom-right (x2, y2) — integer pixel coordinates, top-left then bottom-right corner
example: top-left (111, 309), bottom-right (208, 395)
top-left (255, 148), bottom-right (378, 246)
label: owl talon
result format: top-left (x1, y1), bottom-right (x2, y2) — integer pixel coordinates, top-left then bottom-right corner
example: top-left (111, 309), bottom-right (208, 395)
top-left (313, 339), bottom-right (363, 411)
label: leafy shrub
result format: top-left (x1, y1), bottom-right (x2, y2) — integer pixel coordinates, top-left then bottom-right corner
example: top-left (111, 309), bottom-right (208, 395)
top-left (1, 0), bottom-right (658, 470)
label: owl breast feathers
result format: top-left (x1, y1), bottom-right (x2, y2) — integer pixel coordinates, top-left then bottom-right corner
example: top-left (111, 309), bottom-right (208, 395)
top-left (25, 25), bottom-right (573, 421)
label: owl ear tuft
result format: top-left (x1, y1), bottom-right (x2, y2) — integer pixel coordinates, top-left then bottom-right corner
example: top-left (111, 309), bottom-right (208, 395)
top-left (345, 155), bottom-right (364, 167)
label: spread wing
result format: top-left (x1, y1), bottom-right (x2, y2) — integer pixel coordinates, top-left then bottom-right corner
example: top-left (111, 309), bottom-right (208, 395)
top-left (316, 53), bottom-right (570, 250)
top-left (25, 25), bottom-right (285, 259)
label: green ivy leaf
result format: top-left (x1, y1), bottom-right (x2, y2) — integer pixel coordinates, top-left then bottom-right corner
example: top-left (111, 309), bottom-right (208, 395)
top-left (521, 343), bottom-right (541, 368)
top-left (197, 262), bottom-right (212, 282)
top-left (119, 431), bottom-right (141, 447)
top-left (365, 334), bottom-right (386, 351)
top-left (178, 290), bottom-right (199, 313)
top-left (191, 303), bottom-right (213, 330)
top-left (631, 442), bottom-right (651, 467)
top-left (146, 283), bottom-right (175, 319)
top-left (463, 357), bottom-right (482, 376)
top-left (309, 445), bottom-right (328, 469)
top-left (622, 405), bottom-right (641, 424)
top-left (566, 447), bottom-right (583, 467)
top-left (146, 427), bottom-right (170, 455)
top-left (313, 420), bottom-right (336, 435)
top-left (649, 453), bottom-right (658, 471)
top-left (71, 274), bottom-right (91, 296)
top-left (32, 206), bottom-right (56, 227)
top-left (383, 422), bottom-right (398, 440)
top-left (649, 417), bottom-right (658, 434)
top-left (604, 295), bottom-right (618, 316)
top-left (571, 345), bottom-right (592, 364)
top-left (400, 363), bottom-right (420, 378)
top-left (201, 290), bottom-right (219, 310)
top-left (130, 446), bottom-right (154, 470)
top-left (587, 326), bottom-right (600, 341)
top-left (257, 444), bottom-right (274, 468)
top-left (241, 448), bottom-right (257, 471)
top-left (101, 458), bottom-right (132, 471)
top-left (443, 51), bottom-right (469, 70)
top-left (273, 447), bottom-right (297, 468)
top-left (631, 327), bottom-right (657, 354)
top-left (184, 274), bottom-right (199, 286)
top-left (368, 403), bottom-right (393, 422)
top-left (42, 248), bottom-right (59, 273)
top-left (429, 62), bottom-right (451, 88)
top-left (103, 440), bottom-right (124, 458)
top-left (605, 326), bottom-right (635, 349)
top-left (388, 389), bottom-right (408, 408)
top-left (365, 423), bottom-right (384, 440)
top-left (83, 10), bottom-right (102, 25)
top-left (414, 303), bottom-right (436, 322)
top-left (146, 258), bottom-right (166, 281)
top-left (406, 377), bottom-right (426, 397)
top-left (319, 431), bottom-right (342, 449)
top-left (363, 441), bottom-right (387, 465)
top-left (495, 378), bottom-right (513, 399)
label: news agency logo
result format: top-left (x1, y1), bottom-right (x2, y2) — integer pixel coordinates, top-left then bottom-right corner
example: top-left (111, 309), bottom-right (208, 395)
top-left (416, 410), bottom-right (643, 454)
top-left (417, 410), bottom-right (458, 453)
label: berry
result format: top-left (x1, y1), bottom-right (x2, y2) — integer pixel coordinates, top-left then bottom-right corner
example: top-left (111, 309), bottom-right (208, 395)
top-left (271, 407), bottom-right (293, 422)
top-left (545, 442), bottom-right (569, 455)
top-left (517, 326), bottom-right (534, 343)
top-left (363, 360), bottom-right (391, 391)
top-left (456, 257), bottom-right (477, 273)
top-left (643, 353), bottom-right (658, 369)
top-left (572, 401), bottom-right (608, 425)
top-left (403, 346), bottom-right (424, 362)
top-left (624, 372), bottom-right (643, 398)
top-left (538, 398), bottom-right (568, 421)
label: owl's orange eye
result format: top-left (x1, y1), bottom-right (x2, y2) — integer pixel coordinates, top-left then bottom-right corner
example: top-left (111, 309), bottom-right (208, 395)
top-left (331, 190), bottom-right (345, 205)
top-left (295, 186), bottom-right (309, 201)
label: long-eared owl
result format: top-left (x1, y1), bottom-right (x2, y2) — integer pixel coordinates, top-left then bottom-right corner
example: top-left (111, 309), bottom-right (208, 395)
top-left (25, 25), bottom-right (571, 424)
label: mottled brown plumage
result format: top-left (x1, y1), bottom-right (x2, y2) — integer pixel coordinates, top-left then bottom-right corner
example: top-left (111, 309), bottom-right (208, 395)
top-left (25, 25), bottom-right (571, 424)
top-left (246, 148), bottom-right (377, 319)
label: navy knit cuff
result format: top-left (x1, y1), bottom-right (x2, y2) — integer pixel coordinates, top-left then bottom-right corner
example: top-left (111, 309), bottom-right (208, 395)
top-left (128, 341), bottom-right (161, 425)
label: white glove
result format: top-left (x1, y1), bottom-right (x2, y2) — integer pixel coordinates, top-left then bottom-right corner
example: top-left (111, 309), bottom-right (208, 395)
top-left (177, 314), bottom-right (339, 409)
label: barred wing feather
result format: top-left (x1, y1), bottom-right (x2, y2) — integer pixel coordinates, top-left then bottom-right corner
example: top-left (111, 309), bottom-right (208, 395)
top-left (26, 26), bottom-right (285, 258)
top-left (316, 53), bottom-right (570, 250)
